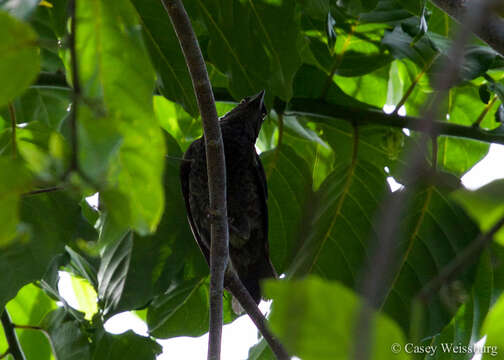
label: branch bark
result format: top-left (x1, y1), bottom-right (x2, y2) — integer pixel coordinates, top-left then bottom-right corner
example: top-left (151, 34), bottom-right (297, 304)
top-left (430, 0), bottom-right (504, 57)
top-left (225, 271), bottom-right (290, 360)
top-left (1, 309), bottom-right (26, 360)
top-left (288, 99), bottom-right (504, 145)
top-left (160, 1), bottom-right (229, 359)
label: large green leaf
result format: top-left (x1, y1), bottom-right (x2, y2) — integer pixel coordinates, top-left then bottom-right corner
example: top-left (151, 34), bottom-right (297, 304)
top-left (452, 180), bottom-right (504, 245)
top-left (0, 10), bottom-right (40, 108)
top-left (195, 0), bottom-right (302, 101)
top-left (92, 329), bottom-right (161, 360)
top-left (4, 283), bottom-right (57, 360)
top-left (75, 0), bottom-right (165, 235)
top-left (130, 0), bottom-right (198, 117)
top-left (428, 248), bottom-right (495, 360)
top-left (0, 158), bottom-right (32, 246)
top-left (264, 276), bottom-right (409, 360)
top-left (0, 87), bottom-right (71, 130)
top-left (0, 191), bottom-right (96, 309)
top-left (262, 145), bottom-right (313, 273)
top-left (41, 308), bottom-right (90, 360)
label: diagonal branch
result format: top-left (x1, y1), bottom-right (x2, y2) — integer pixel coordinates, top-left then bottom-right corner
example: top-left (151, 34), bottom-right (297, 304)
top-left (1, 309), bottom-right (26, 360)
top-left (160, 1), bottom-right (229, 359)
top-left (225, 271), bottom-right (290, 360)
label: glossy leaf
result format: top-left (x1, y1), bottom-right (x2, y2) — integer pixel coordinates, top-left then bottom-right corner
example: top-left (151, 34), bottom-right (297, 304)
top-left (0, 191), bottom-right (97, 310)
top-left (452, 180), bottom-right (504, 244)
top-left (0, 10), bottom-right (40, 108)
top-left (264, 276), bottom-right (409, 360)
top-left (75, 0), bottom-right (165, 235)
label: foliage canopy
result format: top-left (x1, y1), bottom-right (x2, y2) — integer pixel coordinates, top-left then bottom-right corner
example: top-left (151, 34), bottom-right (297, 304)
top-left (1, 0), bottom-right (504, 359)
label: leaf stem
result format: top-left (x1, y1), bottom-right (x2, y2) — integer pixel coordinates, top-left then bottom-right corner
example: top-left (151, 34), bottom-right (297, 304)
top-left (1, 310), bottom-right (26, 360)
top-left (22, 186), bottom-right (65, 196)
top-left (321, 25), bottom-right (355, 99)
top-left (8, 103), bottom-right (17, 159)
top-left (391, 55), bottom-right (437, 116)
top-left (431, 135), bottom-right (438, 170)
top-left (161, 1), bottom-right (229, 359)
top-left (68, 0), bottom-right (80, 175)
top-left (473, 94), bottom-right (497, 127)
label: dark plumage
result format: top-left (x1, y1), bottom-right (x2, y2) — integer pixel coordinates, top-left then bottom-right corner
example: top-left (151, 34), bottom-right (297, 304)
top-left (180, 90), bottom-right (276, 304)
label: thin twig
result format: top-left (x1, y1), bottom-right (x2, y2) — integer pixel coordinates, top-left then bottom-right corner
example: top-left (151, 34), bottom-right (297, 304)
top-left (8, 103), bottom-right (17, 159)
top-left (418, 215), bottom-right (504, 302)
top-left (225, 271), bottom-right (289, 360)
top-left (161, 1), bottom-right (229, 359)
top-left (431, 135), bottom-right (438, 171)
top-left (1, 309), bottom-right (26, 360)
top-left (22, 186), bottom-right (65, 196)
top-left (391, 55), bottom-right (437, 116)
top-left (68, 0), bottom-right (80, 174)
top-left (473, 94), bottom-right (498, 127)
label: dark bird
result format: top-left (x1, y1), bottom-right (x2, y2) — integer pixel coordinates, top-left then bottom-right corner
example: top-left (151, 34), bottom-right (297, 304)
top-left (180, 90), bottom-right (276, 304)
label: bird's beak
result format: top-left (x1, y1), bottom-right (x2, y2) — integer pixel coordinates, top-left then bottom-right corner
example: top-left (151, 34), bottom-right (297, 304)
top-left (249, 90), bottom-right (266, 106)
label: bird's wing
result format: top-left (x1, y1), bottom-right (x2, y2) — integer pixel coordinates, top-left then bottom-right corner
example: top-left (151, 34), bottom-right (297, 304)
top-left (180, 148), bottom-right (210, 265)
top-left (254, 152), bottom-right (277, 278)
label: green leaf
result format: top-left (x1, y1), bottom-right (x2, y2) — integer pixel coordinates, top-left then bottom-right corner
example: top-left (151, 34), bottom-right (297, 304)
top-left (437, 86), bottom-right (491, 176)
top-left (482, 298), bottom-right (504, 354)
top-left (452, 180), bottom-right (504, 244)
top-left (130, 0), bottom-right (198, 117)
top-left (0, 10), bottom-right (40, 108)
top-left (0, 158), bottom-right (32, 246)
top-left (262, 145), bottom-right (313, 273)
top-left (264, 276), bottom-right (409, 360)
top-left (75, 0), bottom-right (165, 235)
top-left (195, 0), bottom-right (302, 101)
top-left (153, 95), bottom-right (201, 151)
top-left (428, 250), bottom-right (494, 360)
top-left (41, 308), bottom-right (91, 360)
top-left (0, 191), bottom-right (96, 309)
top-left (0, 87), bottom-right (71, 130)
top-left (91, 329), bottom-right (161, 360)
top-left (4, 283), bottom-right (57, 360)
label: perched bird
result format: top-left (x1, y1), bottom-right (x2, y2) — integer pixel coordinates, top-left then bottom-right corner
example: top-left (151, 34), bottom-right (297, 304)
top-left (180, 90), bottom-right (276, 304)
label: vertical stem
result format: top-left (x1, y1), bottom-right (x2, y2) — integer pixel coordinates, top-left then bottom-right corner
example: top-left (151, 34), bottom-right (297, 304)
top-left (1, 310), bottom-right (26, 360)
top-left (431, 135), bottom-right (438, 171)
top-left (161, 1), bottom-right (229, 359)
top-left (68, 0), bottom-right (80, 173)
top-left (8, 103), bottom-right (16, 159)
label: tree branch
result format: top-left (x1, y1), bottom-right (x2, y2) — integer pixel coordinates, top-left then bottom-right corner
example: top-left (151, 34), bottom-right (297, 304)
top-left (417, 215), bottom-right (504, 302)
top-left (1, 309), bottom-right (26, 360)
top-left (31, 74), bottom-right (504, 147)
top-left (430, 0), bottom-right (504, 57)
top-left (160, 1), bottom-right (229, 359)
top-left (225, 271), bottom-right (290, 360)
top-left (288, 99), bottom-right (504, 145)
top-left (68, 0), bottom-right (80, 174)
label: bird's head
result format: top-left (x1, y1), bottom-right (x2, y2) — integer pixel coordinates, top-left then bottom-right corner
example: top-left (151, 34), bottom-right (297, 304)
top-left (220, 90), bottom-right (267, 139)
